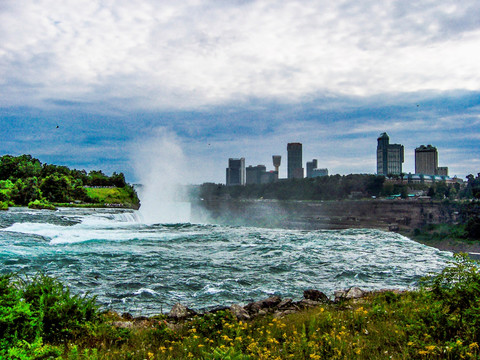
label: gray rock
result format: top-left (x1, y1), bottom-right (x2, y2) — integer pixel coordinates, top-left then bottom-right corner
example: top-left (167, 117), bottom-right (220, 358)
top-left (334, 287), bottom-right (366, 302)
top-left (298, 299), bottom-right (322, 308)
top-left (230, 304), bottom-right (250, 320)
top-left (168, 303), bottom-right (197, 320)
top-left (345, 287), bottom-right (365, 299)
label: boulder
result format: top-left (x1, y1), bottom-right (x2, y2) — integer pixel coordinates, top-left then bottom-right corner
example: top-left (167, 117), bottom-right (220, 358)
top-left (334, 287), bottom-right (366, 302)
top-left (298, 299), bottom-right (322, 309)
top-left (230, 304), bottom-right (250, 320)
top-left (303, 289), bottom-right (330, 303)
top-left (345, 287), bottom-right (365, 299)
top-left (168, 303), bottom-right (197, 320)
top-left (245, 296), bottom-right (282, 315)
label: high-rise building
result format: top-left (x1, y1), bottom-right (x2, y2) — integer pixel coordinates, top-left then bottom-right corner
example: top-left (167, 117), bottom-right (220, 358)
top-left (311, 168), bottom-right (328, 177)
top-left (226, 158), bottom-right (245, 186)
top-left (415, 145), bottom-right (438, 175)
top-left (376, 133), bottom-right (404, 176)
top-left (306, 159), bottom-right (318, 178)
top-left (246, 165), bottom-right (266, 185)
top-left (287, 143), bottom-right (303, 179)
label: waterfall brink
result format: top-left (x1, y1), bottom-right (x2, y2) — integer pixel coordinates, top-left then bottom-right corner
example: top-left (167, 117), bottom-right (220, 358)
top-left (132, 128), bottom-right (191, 224)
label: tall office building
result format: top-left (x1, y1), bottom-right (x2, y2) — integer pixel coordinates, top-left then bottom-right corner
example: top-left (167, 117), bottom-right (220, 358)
top-left (287, 143), bottom-right (303, 179)
top-left (306, 159), bottom-right (318, 178)
top-left (415, 145), bottom-right (438, 175)
top-left (246, 165), bottom-right (266, 185)
top-left (226, 158), bottom-right (245, 186)
top-left (376, 133), bottom-right (404, 176)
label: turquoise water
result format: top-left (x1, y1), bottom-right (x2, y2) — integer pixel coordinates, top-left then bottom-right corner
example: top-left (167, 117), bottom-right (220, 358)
top-left (0, 207), bottom-right (451, 315)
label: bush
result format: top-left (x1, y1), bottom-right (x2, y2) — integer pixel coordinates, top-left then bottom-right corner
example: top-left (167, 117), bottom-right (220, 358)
top-left (420, 253), bottom-right (480, 342)
top-left (27, 199), bottom-right (57, 210)
top-left (0, 273), bottom-right (99, 356)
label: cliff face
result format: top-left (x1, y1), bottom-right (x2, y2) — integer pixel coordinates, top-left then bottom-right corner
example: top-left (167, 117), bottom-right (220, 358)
top-left (191, 199), bottom-right (462, 232)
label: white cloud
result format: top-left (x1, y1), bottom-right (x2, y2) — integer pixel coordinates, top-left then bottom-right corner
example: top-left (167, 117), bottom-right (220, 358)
top-left (1, 0), bottom-right (480, 110)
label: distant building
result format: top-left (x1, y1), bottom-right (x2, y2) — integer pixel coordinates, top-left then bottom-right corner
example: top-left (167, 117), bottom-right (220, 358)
top-left (306, 159), bottom-right (318, 178)
top-left (376, 133), bottom-right (404, 176)
top-left (226, 158), bottom-right (245, 186)
top-left (437, 166), bottom-right (449, 176)
top-left (287, 143), bottom-right (303, 179)
top-left (246, 165), bottom-right (266, 185)
top-left (272, 155), bottom-right (281, 173)
top-left (311, 168), bottom-right (329, 177)
top-left (261, 171), bottom-right (279, 184)
top-left (415, 145), bottom-right (438, 175)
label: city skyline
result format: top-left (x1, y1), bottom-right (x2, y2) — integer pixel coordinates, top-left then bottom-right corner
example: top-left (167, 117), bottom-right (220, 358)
top-left (229, 134), bottom-right (456, 185)
top-left (1, 1), bottom-right (479, 183)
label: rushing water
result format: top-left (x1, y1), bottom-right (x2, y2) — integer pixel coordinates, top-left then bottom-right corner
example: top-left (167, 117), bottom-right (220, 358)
top-left (0, 207), bottom-right (451, 315)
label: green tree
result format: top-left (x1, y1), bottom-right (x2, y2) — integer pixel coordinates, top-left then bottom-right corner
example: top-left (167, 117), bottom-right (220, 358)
top-left (10, 178), bottom-right (42, 205)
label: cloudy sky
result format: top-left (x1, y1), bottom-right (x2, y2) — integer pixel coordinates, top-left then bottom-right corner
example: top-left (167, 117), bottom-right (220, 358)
top-left (1, 0), bottom-right (479, 183)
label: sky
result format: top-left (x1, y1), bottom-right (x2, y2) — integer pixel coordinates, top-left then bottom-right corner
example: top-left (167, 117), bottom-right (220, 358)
top-left (1, 0), bottom-right (479, 184)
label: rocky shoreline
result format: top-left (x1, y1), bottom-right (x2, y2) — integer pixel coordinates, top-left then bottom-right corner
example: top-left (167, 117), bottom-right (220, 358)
top-left (113, 287), bottom-right (404, 329)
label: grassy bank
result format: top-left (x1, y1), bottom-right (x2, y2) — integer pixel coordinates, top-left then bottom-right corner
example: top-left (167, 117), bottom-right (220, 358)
top-left (84, 187), bottom-right (140, 209)
top-left (406, 223), bottom-right (480, 254)
top-left (2, 254), bottom-right (480, 359)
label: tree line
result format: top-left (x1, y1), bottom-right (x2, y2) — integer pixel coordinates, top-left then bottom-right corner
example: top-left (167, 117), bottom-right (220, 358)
top-left (0, 154), bottom-right (135, 207)
top-left (197, 173), bottom-right (478, 202)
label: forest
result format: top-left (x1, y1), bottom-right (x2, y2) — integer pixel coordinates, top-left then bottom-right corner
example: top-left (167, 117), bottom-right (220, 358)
top-left (0, 154), bottom-right (139, 209)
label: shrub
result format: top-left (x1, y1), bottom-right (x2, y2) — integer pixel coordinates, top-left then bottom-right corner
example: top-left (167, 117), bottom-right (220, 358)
top-left (27, 199), bottom-right (57, 210)
top-left (0, 273), bottom-right (99, 356)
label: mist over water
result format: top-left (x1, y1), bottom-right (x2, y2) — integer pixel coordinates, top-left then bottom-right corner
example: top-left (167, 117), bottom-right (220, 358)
top-left (132, 129), bottom-right (191, 224)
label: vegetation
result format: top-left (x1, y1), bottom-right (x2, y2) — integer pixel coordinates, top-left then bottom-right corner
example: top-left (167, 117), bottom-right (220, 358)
top-left (198, 174), bottom-right (387, 201)
top-left (2, 254), bottom-right (480, 359)
top-left (197, 174), bottom-right (475, 202)
top-left (0, 154), bottom-right (139, 208)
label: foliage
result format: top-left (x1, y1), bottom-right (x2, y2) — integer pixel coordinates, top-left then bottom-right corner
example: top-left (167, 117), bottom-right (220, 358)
top-left (4, 255), bottom-right (480, 359)
top-left (198, 174), bottom-right (386, 201)
top-left (0, 154), bottom-right (139, 208)
top-left (27, 199), bottom-right (57, 210)
top-left (0, 273), bottom-right (99, 358)
top-left (0, 201), bottom-right (8, 210)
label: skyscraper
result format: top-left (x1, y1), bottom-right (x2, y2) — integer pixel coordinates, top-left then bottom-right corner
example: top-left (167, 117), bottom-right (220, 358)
top-left (246, 165), bottom-right (266, 185)
top-left (226, 158), bottom-right (245, 186)
top-left (287, 143), bottom-right (303, 179)
top-left (376, 133), bottom-right (404, 176)
top-left (415, 145), bottom-right (438, 175)
top-left (306, 159), bottom-right (318, 178)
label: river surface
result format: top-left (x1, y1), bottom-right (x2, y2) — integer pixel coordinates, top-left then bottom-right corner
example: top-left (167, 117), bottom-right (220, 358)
top-left (0, 207), bottom-right (451, 315)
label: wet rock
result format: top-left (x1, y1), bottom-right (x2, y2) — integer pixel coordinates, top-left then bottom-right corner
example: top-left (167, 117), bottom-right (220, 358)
top-left (230, 304), bottom-right (250, 321)
top-left (303, 289), bottom-right (329, 303)
top-left (245, 296), bottom-right (282, 315)
top-left (168, 303), bottom-right (197, 320)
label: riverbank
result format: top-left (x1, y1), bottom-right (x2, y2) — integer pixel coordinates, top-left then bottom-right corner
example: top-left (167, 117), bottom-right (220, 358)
top-left (2, 254), bottom-right (479, 359)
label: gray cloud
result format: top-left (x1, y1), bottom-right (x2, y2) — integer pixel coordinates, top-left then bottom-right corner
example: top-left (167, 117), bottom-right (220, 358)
top-left (1, 0), bottom-right (479, 110)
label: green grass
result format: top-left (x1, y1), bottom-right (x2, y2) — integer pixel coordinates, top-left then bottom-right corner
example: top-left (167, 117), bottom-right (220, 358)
top-left (85, 187), bottom-right (139, 208)
top-left (2, 254), bottom-right (480, 359)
